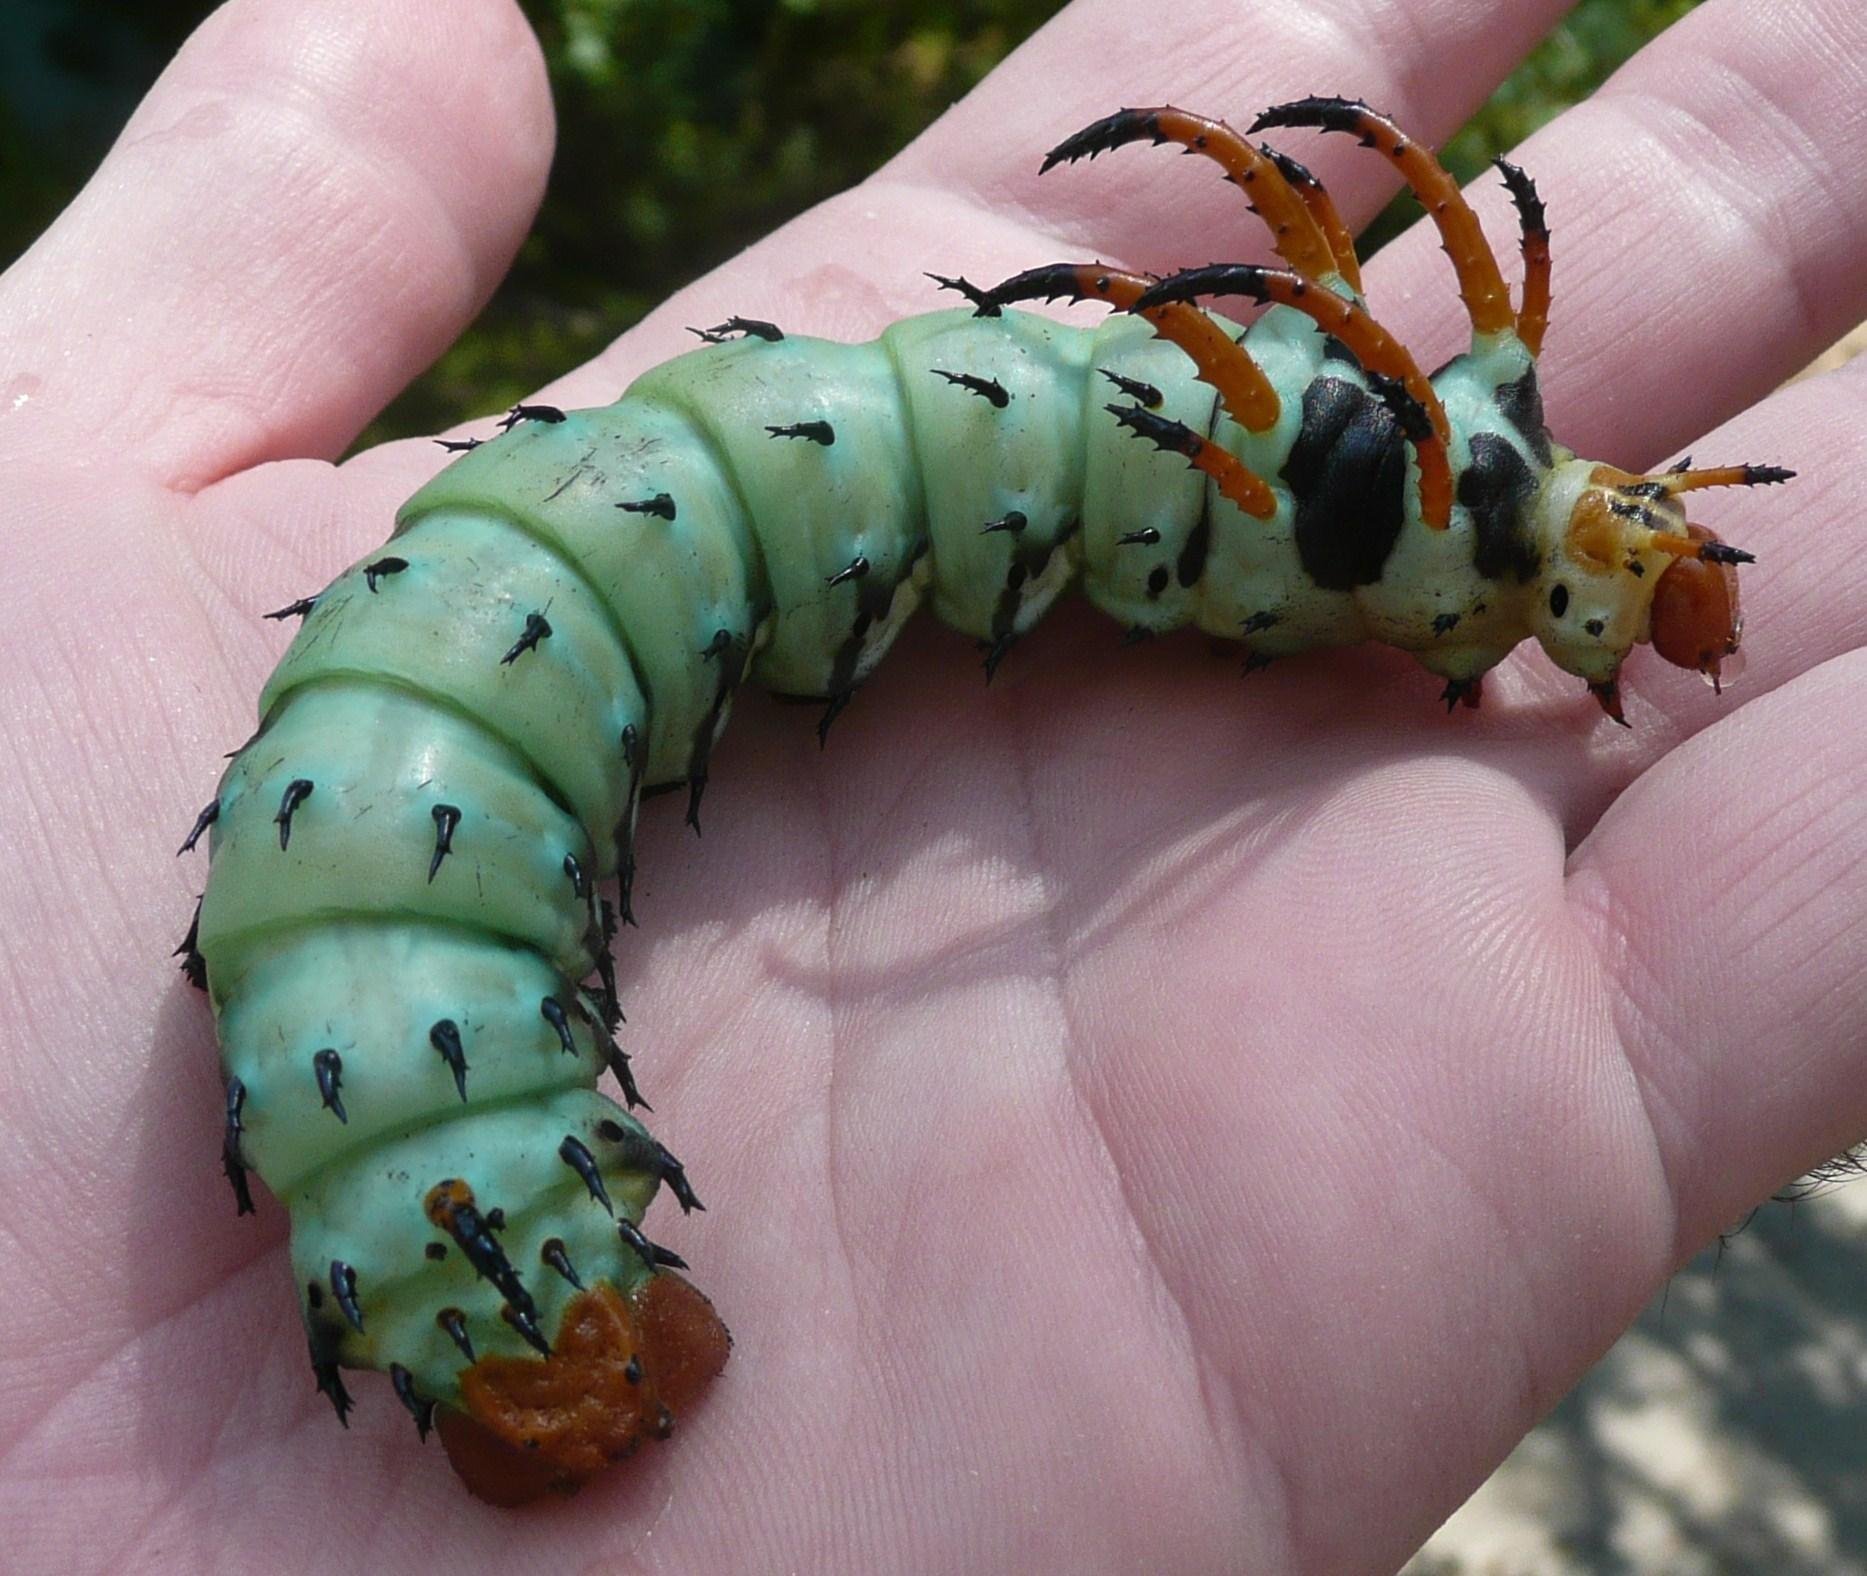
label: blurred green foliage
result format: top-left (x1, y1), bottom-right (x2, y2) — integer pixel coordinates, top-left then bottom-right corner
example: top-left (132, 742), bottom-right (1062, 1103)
top-left (0, 0), bottom-right (1704, 448)
top-left (1358, 0), bottom-right (1704, 252)
top-left (391, 0), bottom-right (1064, 443)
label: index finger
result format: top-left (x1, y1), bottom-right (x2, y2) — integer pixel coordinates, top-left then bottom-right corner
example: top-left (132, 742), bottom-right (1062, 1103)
top-left (883, 0), bottom-right (1579, 273)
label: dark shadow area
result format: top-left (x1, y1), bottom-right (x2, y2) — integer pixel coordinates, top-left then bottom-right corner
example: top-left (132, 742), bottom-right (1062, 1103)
top-left (1411, 1186), bottom-right (1867, 1572)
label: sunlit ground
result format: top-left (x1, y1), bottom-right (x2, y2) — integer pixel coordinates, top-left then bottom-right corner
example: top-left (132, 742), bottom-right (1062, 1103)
top-left (1411, 1178), bottom-right (1867, 1573)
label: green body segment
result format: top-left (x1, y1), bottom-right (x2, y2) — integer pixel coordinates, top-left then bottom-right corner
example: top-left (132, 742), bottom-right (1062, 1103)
top-left (197, 302), bottom-right (1547, 1425)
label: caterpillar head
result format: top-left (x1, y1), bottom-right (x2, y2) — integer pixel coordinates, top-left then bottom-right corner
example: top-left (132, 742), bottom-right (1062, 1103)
top-left (1648, 523), bottom-right (1743, 685)
top-left (1529, 458), bottom-right (1763, 698)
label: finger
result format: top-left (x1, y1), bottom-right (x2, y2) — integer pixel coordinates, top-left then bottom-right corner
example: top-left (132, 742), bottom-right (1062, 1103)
top-left (1567, 646), bottom-right (1867, 1257)
top-left (1364, 0), bottom-right (1867, 467)
top-left (0, 0), bottom-right (552, 492)
top-left (883, 0), bottom-right (1580, 274)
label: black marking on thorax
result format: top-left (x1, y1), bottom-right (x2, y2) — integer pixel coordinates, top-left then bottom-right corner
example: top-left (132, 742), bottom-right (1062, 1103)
top-left (1457, 434), bottom-right (1543, 583)
top-left (1494, 364), bottom-right (1553, 467)
top-left (1279, 376), bottom-right (1409, 590)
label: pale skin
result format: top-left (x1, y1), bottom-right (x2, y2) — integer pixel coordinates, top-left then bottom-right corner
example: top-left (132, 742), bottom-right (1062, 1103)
top-left (1, 0), bottom-right (1864, 1568)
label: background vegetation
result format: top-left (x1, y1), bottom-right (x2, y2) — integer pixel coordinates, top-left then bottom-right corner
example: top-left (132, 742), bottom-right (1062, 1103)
top-left (3, 0), bottom-right (1701, 448)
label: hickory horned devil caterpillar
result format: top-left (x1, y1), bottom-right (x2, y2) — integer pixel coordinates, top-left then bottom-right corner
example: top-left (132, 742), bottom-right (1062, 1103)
top-left (176, 95), bottom-right (1787, 1504)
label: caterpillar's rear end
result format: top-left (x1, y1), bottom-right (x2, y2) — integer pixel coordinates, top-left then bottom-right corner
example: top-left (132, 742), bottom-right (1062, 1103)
top-left (196, 402), bottom-right (742, 1499)
top-left (181, 94), bottom-right (1782, 1503)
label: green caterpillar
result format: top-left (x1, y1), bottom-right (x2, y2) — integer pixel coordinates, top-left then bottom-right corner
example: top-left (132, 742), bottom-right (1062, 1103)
top-left (178, 97), bottom-right (1781, 1503)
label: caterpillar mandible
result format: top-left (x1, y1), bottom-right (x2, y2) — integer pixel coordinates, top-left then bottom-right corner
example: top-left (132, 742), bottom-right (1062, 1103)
top-left (177, 94), bottom-right (1788, 1504)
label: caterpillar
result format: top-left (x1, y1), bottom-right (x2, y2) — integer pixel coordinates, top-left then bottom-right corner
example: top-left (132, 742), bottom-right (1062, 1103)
top-left (177, 95), bottom-right (1787, 1504)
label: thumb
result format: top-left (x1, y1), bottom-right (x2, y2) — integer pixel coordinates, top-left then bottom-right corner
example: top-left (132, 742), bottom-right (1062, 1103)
top-left (0, 0), bottom-right (553, 493)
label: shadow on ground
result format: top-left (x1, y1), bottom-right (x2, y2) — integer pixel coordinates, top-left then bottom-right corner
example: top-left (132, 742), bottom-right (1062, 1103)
top-left (1409, 1181), bottom-right (1867, 1575)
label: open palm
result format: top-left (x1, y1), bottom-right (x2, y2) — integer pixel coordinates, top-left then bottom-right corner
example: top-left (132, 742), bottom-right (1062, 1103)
top-left (3, 0), bottom-right (1865, 1570)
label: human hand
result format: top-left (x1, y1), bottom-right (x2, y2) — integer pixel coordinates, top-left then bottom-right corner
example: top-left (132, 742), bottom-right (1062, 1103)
top-left (1, 0), bottom-right (1863, 1570)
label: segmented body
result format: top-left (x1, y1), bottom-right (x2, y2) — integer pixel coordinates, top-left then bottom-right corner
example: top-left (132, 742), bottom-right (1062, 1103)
top-left (181, 95), bottom-right (1775, 1500)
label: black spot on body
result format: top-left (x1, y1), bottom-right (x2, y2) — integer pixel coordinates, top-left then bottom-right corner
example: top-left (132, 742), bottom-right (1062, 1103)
top-left (1495, 365), bottom-right (1553, 466)
top-left (1458, 434), bottom-right (1543, 584)
top-left (1280, 376), bottom-right (1408, 590)
top-left (1146, 565), bottom-right (1170, 597)
top-left (1176, 516), bottom-right (1210, 589)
